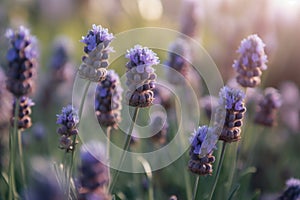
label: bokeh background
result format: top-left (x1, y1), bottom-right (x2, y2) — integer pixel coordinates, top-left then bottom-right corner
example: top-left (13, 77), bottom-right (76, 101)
top-left (0, 0), bottom-right (300, 199)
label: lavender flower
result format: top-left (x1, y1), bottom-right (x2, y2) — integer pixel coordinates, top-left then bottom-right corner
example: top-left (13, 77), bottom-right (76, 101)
top-left (254, 87), bottom-right (282, 127)
top-left (200, 95), bottom-right (219, 120)
top-left (217, 86), bottom-right (246, 143)
top-left (125, 45), bottom-right (159, 107)
top-left (150, 112), bottom-right (169, 145)
top-left (179, 0), bottom-right (200, 38)
top-left (5, 26), bottom-right (38, 97)
top-left (169, 195), bottom-right (178, 200)
top-left (78, 24), bottom-right (114, 82)
top-left (11, 96), bottom-right (35, 130)
top-left (95, 70), bottom-right (123, 129)
top-left (49, 37), bottom-right (72, 83)
top-left (279, 178), bottom-right (300, 200)
top-left (165, 38), bottom-right (191, 85)
top-left (233, 34), bottom-right (267, 88)
top-left (78, 141), bottom-right (110, 200)
top-left (188, 126), bottom-right (216, 175)
top-left (0, 68), bottom-right (12, 128)
top-left (56, 105), bottom-right (79, 152)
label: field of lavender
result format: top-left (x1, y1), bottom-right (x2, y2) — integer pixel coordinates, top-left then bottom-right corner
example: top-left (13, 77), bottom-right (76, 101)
top-left (1, 0), bottom-right (300, 200)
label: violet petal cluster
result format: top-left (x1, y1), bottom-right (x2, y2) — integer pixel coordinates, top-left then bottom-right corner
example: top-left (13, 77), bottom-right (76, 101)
top-left (5, 26), bottom-right (38, 97)
top-left (279, 178), bottom-right (300, 200)
top-left (78, 141), bottom-right (110, 200)
top-left (165, 38), bottom-right (191, 85)
top-left (95, 70), bottom-right (123, 129)
top-left (233, 34), bottom-right (267, 88)
top-left (217, 86), bottom-right (246, 143)
top-left (254, 87), bottom-right (282, 127)
top-left (79, 24), bottom-right (114, 82)
top-left (56, 105), bottom-right (79, 152)
top-left (188, 126), bottom-right (216, 175)
top-left (11, 96), bottom-right (35, 130)
top-left (125, 45), bottom-right (159, 107)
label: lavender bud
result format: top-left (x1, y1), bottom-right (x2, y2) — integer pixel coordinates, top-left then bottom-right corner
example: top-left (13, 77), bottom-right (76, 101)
top-left (169, 195), bottom-right (178, 200)
top-left (78, 141), bottom-right (111, 200)
top-left (150, 112), bottom-right (169, 145)
top-left (79, 24), bottom-right (114, 82)
top-left (254, 87), bottom-right (282, 127)
top-left (95, 70), bottom-right (123, 129)
top-left (233, 34), bottom-right (267, 88)
top-left (217, 86), bottom-right (246, 143)
top-left (56, 105), bottom-right (79, 152)
top-left (125, 45), bottom-right (159, 107)
top-left (5, 26), bottom-right (38, 97)
top-left (188, 126), bottom-right (216, 176)
top-left (11, 96), bottom-right (35, 130)
top-left (165, 38), bottom-right (191, 85)
top-left (278, 178), bottom-right (300, 200)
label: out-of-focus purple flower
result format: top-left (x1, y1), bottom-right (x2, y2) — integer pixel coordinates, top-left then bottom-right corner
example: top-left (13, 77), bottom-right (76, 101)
top-left (11, 96), bottom-right (35, 130)
top-left (56, 105), bottom-right (79, 152)
top-left (254, 87), bottom-right (282, 127)
top-left (79, 25), bottom-right (114, 82)
top-left (233, 34), bottom-right (267, 88)
top-left (150, 112), bottom-right (169, 145)
top-left (78, 141), bottom-right (111, 200)
top-left (200, 95), bottom-right (219, 120)
top-left (165, 38), bottom-right (191, 85)
top-left (95, 70), bottom-right (123, 129)
top-left (0, 68), bottom-right (12, 128)
top-left (217, 86), bottom-right (246, 143)
top-left (278, 178), bottom-right (300, 200)
top-left (188, 125), bottom-right (216, 176)
top-left (279, 82), bottom-right (300, 132)
top-left (125, 45), bottom-right (159, 107)
top-left (5, 26), bottom-right (38, 97)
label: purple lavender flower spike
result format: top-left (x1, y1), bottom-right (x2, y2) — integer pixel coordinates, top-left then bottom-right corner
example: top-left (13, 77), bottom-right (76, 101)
top-left (78, 141), bottom-right (111, 200)
top-left (254, 87), bottom-right (282, 127)
top-left (217, 86), bottom-right (246, 143)
top-left (188, 125), bottom-right (216, 176)
top-left (233, 34), bottom-right (267, 88)
top-left (5, 26), bottom-right (38, 97)
top-left (95, 70), bottom-right (123, 129)
top-left (279, 178), bottom-right (300, 200)
top-left (56, 105), bottom-right (79, 152)
top-left (125, 45), bottom-right (159, 107)
top-left (79, 24), bottom-right (114, 82)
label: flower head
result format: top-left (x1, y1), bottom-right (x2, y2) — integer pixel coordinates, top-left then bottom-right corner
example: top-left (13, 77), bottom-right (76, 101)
top-left (5, 26), bottom-right (38, 97)
top-left (81, 24), bottom-right (114, 54)
top-left (233, 34), bottom-right (267, 88)
top-left (79, 25), bottom-right (114, 82)
top-left (125, 45), bottom-right (159, 107)
top-left (78, 141), bottom-right (110, 200)
top-left (219, 86), bottom-right (245, 111)
top-left (279, 178), bottom-right (300, 200)
top-left (11, 96), bottom-right (35, 130)
top-left (95, 70), bottom-right (123, 128)
top-left (125, 45), bottom-right (159, 67)
top-left (254, 87), bottom-right (282, 127)
top-left (217, 86), bottom-right (246, 143)
top-left (56, 105), bottom-right (79, 152)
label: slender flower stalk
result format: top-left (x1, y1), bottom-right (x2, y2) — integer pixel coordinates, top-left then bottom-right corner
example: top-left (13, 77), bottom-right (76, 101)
top-left (56, 105), bottom-right (79, 198)
top-left (110, 45), bottom-right (159, 193)
top-left (5, 26), bottom-right (38, 200)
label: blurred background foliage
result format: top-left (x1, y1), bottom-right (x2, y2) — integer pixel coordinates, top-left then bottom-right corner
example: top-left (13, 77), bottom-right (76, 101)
top-left (0, 0), bottom-right (300, 199)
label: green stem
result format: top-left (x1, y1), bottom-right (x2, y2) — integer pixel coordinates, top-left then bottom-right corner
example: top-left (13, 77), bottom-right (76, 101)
top-left (66, 80), bottom-right (91, 199)
top-left (9, 97), bottom-right (20, 200)
top-left (106, 126), bottom-right (112, 190)
top-left (226, 142), bottom-right (238, 194)
top-left (192, 176), bottom-right (200, 200)
top-left (109, 107), bottom-right (139, 193)
top-left (174, 99), bottom-right (193, 200)
top-left (17, 130), bottom-right (26, 188)
top-left (208, 141), bottom-right (227, 200)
